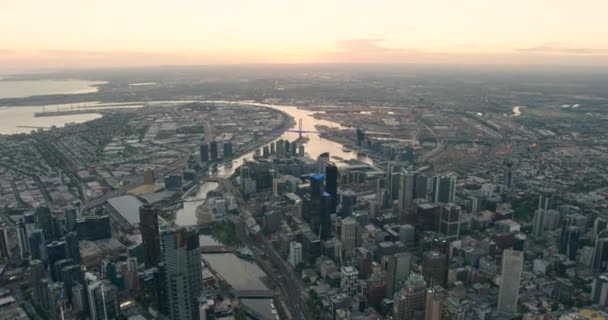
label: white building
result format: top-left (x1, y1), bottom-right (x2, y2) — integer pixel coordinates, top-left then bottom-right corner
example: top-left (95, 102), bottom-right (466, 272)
top-left (340, 266), bottom-right (359, 296)
top-left (288, 241), bottom-right (302, 268)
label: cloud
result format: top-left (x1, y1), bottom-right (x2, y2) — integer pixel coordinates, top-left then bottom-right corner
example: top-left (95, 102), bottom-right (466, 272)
top-left (518, 43), bottom-right (608, 55)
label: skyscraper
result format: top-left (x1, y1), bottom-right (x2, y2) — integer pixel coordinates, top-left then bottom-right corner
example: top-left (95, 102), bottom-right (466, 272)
top-left (592, 274), bottom-right (608, 306)
top-left (497, 249), bottom-right (524, 315)
top-left (532, 209), bottom-right (545, 238)
top-left (340, 190), bottom-right (357, 217)
top-left (394, 273), bottom-right (427, 320)
top-left (439, 204), bottom-right (461, 239)
top-left (432, 175), bottom-right (456, 204)
top-left (28, 229), bottom-right (47, 262)
top-left (288, 241), bottom-right (302, 268)
top-left (593, 230), bottom-right (608, 273)
top-left (325, 163), bottom-right (339, 212)
top-left (422, 251), bottom-right (447, 287)
top-left (309, 174), bottom-right (324, 199)
top-left (223, 142), bottom-right (233, 159)
top-left (385, 252), bottom-right (412, 297)
top-left (35, 206), bottom-right (55, 242)
top-left (30, 259), bottom-right (47, 309)
top-left (320, 192), bottom-right (333, 240)
top-left (161, 227), bottom-right (202, 320)
top-left (398, 170), bottom-right (415, 210)
top-left (65, 231), bottom-right (81, 264)
top-left (341, 217), bottom-right (357, 258)
top-left (140, 205), bottom-right (161, 268)
top-left (200, 144), bottom-right (209, 162)
top-left (209, 141), bottom-right (218, 161)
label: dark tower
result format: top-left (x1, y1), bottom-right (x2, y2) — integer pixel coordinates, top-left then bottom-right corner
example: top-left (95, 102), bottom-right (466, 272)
top-left (223, 142), bottom-right (233, 159)
top-left (310, 174), bottom-right (324, 199)
top-left (210, 141), bottom-right (218, 161)
top-left (200, 144), bottom-right (209, 162)
top-left (140, 205), bottom-right (161, 268)
top-left (325, 163), bottom-right (339, 212)
top-left (320, 192), bottom-right (333, 240)
top-left (65, 231), bottom-right (81, 264)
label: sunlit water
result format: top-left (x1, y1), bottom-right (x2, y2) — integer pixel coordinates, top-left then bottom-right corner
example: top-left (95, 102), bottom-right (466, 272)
top-left (0, 79), bottom-right (105, 99)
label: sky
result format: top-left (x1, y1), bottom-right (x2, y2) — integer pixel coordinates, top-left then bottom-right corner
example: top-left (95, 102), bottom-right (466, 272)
top-left (1, 0), bottom-right (608, 71)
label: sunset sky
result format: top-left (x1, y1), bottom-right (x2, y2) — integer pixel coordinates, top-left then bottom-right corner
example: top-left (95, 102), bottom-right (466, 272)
top-left (1, 0), bottom-right (607, 71)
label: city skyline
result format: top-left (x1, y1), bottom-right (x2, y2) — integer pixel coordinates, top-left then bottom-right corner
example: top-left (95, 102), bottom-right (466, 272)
top-left (2, 0), bottom-right (608, 71)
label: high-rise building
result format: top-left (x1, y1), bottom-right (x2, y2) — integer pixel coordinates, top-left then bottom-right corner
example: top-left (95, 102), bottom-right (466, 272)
top-left (422, 251), bottom-right (447, 287)
top-left (46, 240), bottom-right (67, 280)
top-left (65, 231), bottom-right (81, 264)
top-left (140, 205), bottom-right (161, 268)
top-left (340, 266), bottom-right (359, 296)
top-left (29, 229), bottom-right (47, 262)
top-left (209, 141), bottom-right (218, 161)
top-left (317, 152), bottom-right (330, 173)
top-left (592, 274), bottom-right (608, 306)
top-left (86, 273), bottom-right (119, 320)
top-left (200, 144), bottom-right (210, 162)
top-left (320, 192), bottom-right (333, 240)
top-left (223, 142), bottom-right (233, 159)
top-left (398, 170), bottom-right (415, 210)
top-left (424, 287), bottom-right (445, 320)
top-left (439, 204), bottom-right (461, 239)
top-left (309, 174), bottom-right (324, 199)
top-left (538, 190), bottom-right (556, 211)
top-left (325, 163), bottom-right (339, 212)
top-left (532, 209), bottom-right (545, 238)
top-left (414, 173), bottom-right (431, 200)
top-left (593, 231), bottom-right (608, 273)
top-left (341, 217), bottom-right (357, 258)
top-left (340, 190), bottom-right (357, 217)
top-left (432, 175), bottom-right (456, 204)
top-left (161, 227), bottom-right (202, 320)
top-left (393, 273), bottom-right (427, 320)
top-left (288, 241), bottom-right (302, 268)
top-left (356, 128), bottom-right (365, 147)
top-left (497, 249), bottom-right (524, 315)
top-left (30, 259), bottom-right (47, 308)
top-left (35, 206), bottom-right (55, 242)
top-left (385, 252), bottom-right (412, 297)
top-left (503, 160), bottom-right (514, 189)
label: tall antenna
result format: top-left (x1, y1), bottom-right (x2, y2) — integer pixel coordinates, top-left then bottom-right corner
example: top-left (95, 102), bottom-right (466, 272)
top-left (299, 119), bottom-right (303, 138)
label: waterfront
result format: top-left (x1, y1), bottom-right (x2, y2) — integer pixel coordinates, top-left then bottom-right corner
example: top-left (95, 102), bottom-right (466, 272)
top-left (175, 181), bottom-right (219, 226)
top-left (203, 253), bottom-right (269, 291)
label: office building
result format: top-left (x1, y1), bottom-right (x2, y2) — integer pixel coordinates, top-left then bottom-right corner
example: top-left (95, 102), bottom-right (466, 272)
top-left (385, 252), bottom-right (412, 297)
top-left (65, 231), bottom-right (81, 264)
top-left (140, 205), bottom-right (161, 268)
top-left (162, 227), bottom-right (202, 320)
top-left (432, 175), bottom-right (456, 204)
top-left (325, 163), bottom-right (339, 212)
top-left (320, 192), bottom-right (333, 240)
top-left (29, 230), bottom-right (47, 263)
top-left (439, 204), bottom-right (461, 239)
top-left (209, 141), bottom-right (218, 161)
top-left (46, 240), bottom-right (67, 280)
top-left (341, 217), bottom-right (357, 258)
top-left (424, 287), bottom-right (445, 320)
top-left (593, 231), bottom-right (608, 273)
top-left (497, 249), bottom-right (524, 315)
top-left (310, 174), bottom-right (324, 198)
top-left (592, 274), bottom-right (608, 306)
top-left (164, 174), bottom-right (183, 191)
top-left (31, 259), bottom-right (47, 309)
top-left (340, 190), bottom-right (357, 217)
top-left (35, 206), bottom-right (55, 242)
top-left (441, 296), bottom-right (465, 320)
top-left (223, 142), bottom-right (233, 159)
top-left (414, 173), bottom-right (430, 200)
top-left (398, 170), bottom-right (415, 210)
top-left (144, 168), bottom-right (156, 185)
top-left (538, 190), bottom-right (556, 211)
top-left (288, 241), bottom-right (302, 268)
top-left (422, 251), bottom-right (447, 287)
top-left (75, 215), bottom-right (112, 240)
top-left (341, 266), bottom-right (359, 296)
top-left (86, 273), bottom-right (119, 320)
top-left (394, 273), bottom-right (427, 320)
top-left (200, 144), bottom-right (209, 162)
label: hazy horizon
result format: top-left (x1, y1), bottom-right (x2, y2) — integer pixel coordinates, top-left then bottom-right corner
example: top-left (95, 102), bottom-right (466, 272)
top-left (2, 0), bottom-right (608, 72)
